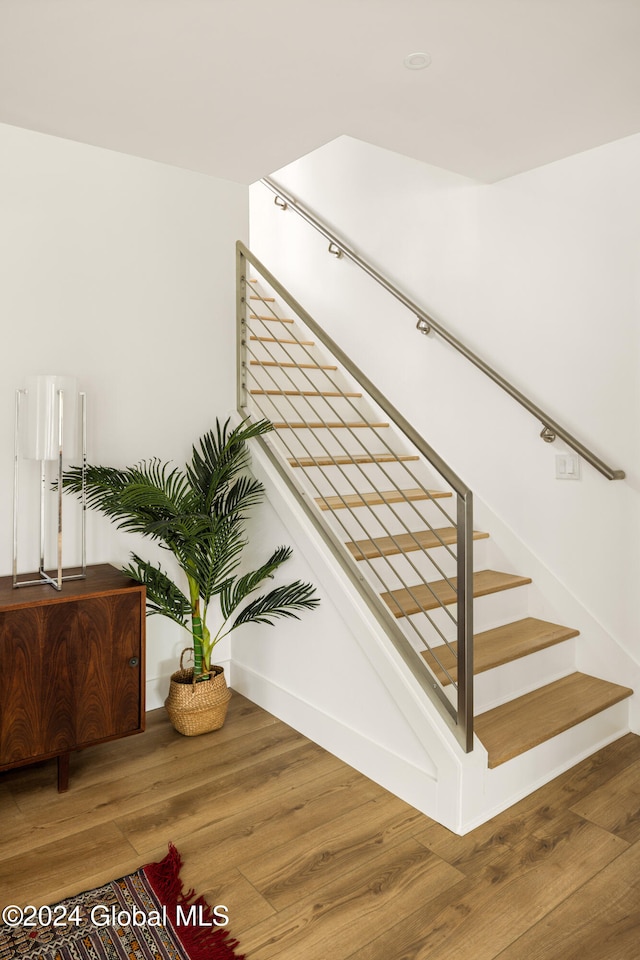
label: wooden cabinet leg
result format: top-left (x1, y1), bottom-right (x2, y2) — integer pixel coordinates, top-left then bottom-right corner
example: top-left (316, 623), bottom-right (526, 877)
top-left (57, 753), bottom-right (70, 792)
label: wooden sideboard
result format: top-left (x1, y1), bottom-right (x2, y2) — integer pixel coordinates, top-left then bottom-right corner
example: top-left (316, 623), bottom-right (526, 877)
top-left (0, 564), bottom-right (145, 791)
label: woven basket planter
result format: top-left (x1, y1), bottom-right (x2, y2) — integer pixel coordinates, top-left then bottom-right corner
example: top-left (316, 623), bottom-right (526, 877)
top-left (165, 655), bottom-right (231, 736)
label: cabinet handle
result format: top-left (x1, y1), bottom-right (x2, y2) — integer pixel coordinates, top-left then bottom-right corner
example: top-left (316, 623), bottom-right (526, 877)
top-left (128, 657), bottom-right (139, 667)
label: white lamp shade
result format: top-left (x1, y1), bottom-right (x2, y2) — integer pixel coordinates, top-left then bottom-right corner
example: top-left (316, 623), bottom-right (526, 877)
top-left (24, 375), bottom-right (79, 461)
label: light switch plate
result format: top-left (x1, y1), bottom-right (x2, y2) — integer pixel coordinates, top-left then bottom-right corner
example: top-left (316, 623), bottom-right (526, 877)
top-left (556, 453), bottom-right (581, 480)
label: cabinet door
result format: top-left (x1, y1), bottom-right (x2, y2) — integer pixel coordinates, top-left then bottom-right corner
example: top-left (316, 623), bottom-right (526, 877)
top-left (0, 591), bottom-right (143, 767)
top-left (71, 592), bottom-right (143, 746)
top-left (0, 603), bottom-right (77, 764)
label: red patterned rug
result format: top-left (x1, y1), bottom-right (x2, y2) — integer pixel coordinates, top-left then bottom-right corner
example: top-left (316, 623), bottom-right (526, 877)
top-left (0, 845), bottom-right (245, 959)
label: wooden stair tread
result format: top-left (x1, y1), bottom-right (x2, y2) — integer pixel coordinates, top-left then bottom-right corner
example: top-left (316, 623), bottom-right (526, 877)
top-left (250, 335), bottom-right (315, 345)
top-left (475, 672), bottom-right (633, 767)
top-left (250, 360), bottom-right (338, 370)
top-left (252, 389), bottom-right (362, 398)
top-left (249, 295), bottom-right (275, 301)
top-left (422, 616), bottom-right (581, 685)
top-left (249, 314), bottom-right (294, 324)
top-left (274, 421), bottom-right (388, 429)
top-left (290, 453), bottom-right (418, 467)
top-left (381, 569), bottom-right (532, 617)
top-left (346, 526), bottom-right (489, 560)
top-left (316, 488), bottom-right (451, 511)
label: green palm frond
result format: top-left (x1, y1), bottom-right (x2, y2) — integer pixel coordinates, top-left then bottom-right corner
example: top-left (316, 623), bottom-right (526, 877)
top-left (63, 461), bottom-right (191, 541)
top-left (189, 521), bottom-right (247, 604)
top-left (126, 460), bottom-right (191, 503)
top-left (187, 418), bottom-right (272, 513)
top-left (230, 581), bottom-right (320, 631)
top-left (215, 475), bottom-right (266, 519)
top-left (63, 464), bottom-right (130, 513)
top-left (122, 555), bottom-right (191, 628)
top-left (219, 546), bottom-right (293, 621)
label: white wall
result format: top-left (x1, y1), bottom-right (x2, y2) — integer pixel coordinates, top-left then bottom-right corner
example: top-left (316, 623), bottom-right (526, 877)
top-left (249, 133), bottom-right (640, 663)
top-left (0, 123), bottom-right (248, 707)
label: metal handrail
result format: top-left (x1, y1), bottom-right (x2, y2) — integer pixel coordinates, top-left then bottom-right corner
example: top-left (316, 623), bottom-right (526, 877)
top-left (237, 242), bottom-right (474, 752)
top-left (261, 177), bottom-right (625, 482)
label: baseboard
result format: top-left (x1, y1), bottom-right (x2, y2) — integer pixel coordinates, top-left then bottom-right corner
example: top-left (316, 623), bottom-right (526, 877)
top-left (230, 658), bottom-right (440, 819)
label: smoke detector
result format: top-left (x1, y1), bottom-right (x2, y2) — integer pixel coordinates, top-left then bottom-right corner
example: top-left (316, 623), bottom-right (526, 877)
top-left (403, 52), bottom-right (432, 70)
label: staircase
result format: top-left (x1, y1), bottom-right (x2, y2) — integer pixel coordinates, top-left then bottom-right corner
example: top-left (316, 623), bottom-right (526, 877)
top-left (237, 244), bottom-right (634, 826)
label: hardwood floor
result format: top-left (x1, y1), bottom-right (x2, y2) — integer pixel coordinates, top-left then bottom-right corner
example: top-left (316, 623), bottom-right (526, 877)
top-left (1, 692), bottom-right (639, 959)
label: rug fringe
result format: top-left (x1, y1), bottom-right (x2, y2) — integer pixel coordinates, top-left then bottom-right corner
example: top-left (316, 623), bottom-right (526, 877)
top-left (143, 844), bottom-right (246, 960)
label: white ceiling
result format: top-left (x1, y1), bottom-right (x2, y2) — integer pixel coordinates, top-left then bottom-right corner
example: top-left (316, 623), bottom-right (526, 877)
top-left (1, 0), bottom-right (639, 184)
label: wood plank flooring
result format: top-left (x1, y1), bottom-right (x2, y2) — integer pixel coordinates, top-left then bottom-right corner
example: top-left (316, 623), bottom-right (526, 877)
top-left (1, 692), bottom-right (639, 959)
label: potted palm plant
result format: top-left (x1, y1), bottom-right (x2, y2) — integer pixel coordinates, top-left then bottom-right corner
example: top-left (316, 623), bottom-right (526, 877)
top-left (62, 417), bottom-right (319, 735)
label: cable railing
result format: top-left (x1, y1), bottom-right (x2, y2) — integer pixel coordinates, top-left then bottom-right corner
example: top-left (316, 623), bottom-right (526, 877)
top-left (237, 241), bottom-right (474, 752)
top-left (261, 177), bottom-right (625, 482)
